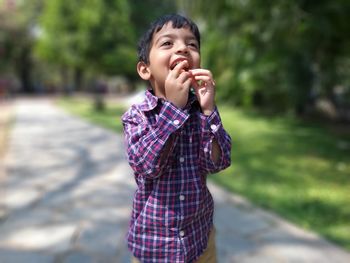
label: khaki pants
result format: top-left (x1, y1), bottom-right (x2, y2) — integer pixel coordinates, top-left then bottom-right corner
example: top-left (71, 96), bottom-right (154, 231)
top-left (131, 228), bottom-right (217, 263)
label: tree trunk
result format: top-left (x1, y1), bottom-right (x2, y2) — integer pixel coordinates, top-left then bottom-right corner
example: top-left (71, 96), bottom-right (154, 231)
top-left (74, 67), bottom-right (83, 91)
top-left (17, 45), bottom-right (34, 94)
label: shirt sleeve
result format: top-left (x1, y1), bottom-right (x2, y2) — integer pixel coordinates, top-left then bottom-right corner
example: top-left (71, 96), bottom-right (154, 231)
top-left (199, 107), bottom-right (232, 174)
top-left (122, 101), bottom-right (189, 179)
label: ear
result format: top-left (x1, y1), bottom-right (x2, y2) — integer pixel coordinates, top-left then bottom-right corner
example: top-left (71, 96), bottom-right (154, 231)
top-left (137, 61), bottom-right (151, 80)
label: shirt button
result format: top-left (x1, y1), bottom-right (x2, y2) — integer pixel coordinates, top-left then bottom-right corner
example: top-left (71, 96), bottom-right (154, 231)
top-left (179, 230), bottom-right (185, 237)
top-left (179, 195), bottom-right (185, 201)
top-left (173, 120), bottom-right (180, 125)
top-left (179, 157), bottom-right (185, 163)
top-left (210, 124), bottom-right (217, 131)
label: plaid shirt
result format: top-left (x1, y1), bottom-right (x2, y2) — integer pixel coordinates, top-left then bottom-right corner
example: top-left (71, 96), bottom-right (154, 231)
top-left (122, 90), bottom-right (231, 263)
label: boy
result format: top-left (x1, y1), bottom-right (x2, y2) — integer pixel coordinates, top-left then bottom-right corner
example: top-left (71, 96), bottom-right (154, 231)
top-left (122, 14), bottom-right (231, 263)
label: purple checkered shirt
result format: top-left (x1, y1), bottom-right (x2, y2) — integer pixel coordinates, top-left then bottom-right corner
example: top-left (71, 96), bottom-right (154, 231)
top-left (122, 90), bottom-right (231, 263)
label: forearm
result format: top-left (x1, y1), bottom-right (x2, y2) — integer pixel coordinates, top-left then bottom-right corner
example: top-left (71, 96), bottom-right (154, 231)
top-left (211, 138), bottom-right (221, 164)
top-left (201, 107), bottom-right (221, 164)
top-left (199, 107), bottom-right (231, 174)
top-left (158, 134), bottom-right (175, 164)
top-left (127, 128), bottom-right (174, 177)
top-left (123, 102), bottom-right (189, 178)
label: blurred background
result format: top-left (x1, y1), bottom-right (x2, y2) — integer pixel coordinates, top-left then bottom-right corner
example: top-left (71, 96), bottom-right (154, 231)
top-left (1, 0), bottom-right (349, 256)
top-left (1, 0), bottom-right (350, 118)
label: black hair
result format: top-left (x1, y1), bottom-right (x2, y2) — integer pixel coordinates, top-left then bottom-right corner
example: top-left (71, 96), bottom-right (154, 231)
top-left (137, 14), bottom-right (200, 64)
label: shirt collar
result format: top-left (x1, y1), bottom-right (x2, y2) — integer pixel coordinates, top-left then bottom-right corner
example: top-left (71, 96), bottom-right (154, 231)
top-left (138, 89), bottom-right (158, 112)
top-left (139, 89), bottom-right (198, 112)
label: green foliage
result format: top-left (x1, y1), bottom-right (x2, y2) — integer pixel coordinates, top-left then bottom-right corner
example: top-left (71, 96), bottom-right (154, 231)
top-left (0, 0), bottom-right (43, 92)
top-left (129, 0), bottom-right (177, 39)
top-left (36, 0), bottom-right (136, 77)
top-left (35, 0), bottom-right (177, 82)
top-left (190, 0), bottom-right (350, 112)
top-left (3, 0), bottom-right (350, 110)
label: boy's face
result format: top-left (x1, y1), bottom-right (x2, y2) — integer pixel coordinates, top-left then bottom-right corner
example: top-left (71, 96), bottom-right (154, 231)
top-left (139, 22), bottom-right (200, 96)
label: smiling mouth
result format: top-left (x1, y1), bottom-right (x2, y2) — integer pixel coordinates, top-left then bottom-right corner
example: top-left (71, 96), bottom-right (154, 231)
top-left (170, 59), bottom-right (190, 71)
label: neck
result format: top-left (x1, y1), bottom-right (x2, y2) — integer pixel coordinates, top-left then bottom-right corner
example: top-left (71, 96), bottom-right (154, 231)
top-left (151, 80), bottom-right (166, 100)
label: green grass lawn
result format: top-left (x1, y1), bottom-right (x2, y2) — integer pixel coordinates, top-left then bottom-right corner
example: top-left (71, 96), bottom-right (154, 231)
top-left (57, 96), bottom-right (350, 250)
top-left (57, 96), bottom-right (126, 132)
top-left (217, 105), bottom-right (350, 250)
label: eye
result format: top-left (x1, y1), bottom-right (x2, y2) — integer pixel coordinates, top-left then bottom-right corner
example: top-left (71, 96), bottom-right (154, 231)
top-left (161, 41), bottom-right (172, 46)
top-left (188, 42), bottom-right (199, 49)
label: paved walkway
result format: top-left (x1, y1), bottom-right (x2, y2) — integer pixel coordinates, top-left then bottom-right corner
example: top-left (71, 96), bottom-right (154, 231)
top-left (1, 98), bottom-right (350, 263)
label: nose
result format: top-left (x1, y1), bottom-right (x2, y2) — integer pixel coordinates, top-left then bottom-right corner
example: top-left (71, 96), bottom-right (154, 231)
top-left (176, 42), bottom-right (188, 54)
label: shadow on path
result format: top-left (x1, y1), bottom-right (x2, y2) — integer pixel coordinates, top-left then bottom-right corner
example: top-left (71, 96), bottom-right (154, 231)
top-left (1, 99), bottom-right (135, 262)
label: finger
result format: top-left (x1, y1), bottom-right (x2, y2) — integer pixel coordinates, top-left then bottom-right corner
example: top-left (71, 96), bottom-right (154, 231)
top-left (172, 60), bottom-right (189, 77)
top-left (183, 77), bottom-right (192, 89)
top-left (193, 75), bottom-right (216, 87)
top-left (189, 69), bottom-right (214, 86)
top-left (193, 75), bottom-right (211, 82)
top-left (189, 69), bottom-right (212, 77)
top-left (178, 71), bottom-right (192, 83)
top-left (191, 76), bottom-right (200, 89)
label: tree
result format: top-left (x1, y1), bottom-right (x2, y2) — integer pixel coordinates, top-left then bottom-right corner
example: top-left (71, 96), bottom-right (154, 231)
top-left (36, 0), bottom-right (136, 91)
top-left (0, 0), bottom-right (43, 93)
top-left (188, 0), bottom-right (350, 113)
top-left (129, 0), bottom-right (177, 39)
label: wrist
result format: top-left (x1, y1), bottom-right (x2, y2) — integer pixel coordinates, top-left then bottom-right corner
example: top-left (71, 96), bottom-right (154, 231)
top-left (200, 100), bottom-right (215, 116)
top-left (202, 107), bottom-right (214, 116)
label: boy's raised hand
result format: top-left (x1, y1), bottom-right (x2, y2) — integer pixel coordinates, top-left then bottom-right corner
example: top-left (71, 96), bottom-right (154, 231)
top-left (189, 69), bottom-right (216, 116)
top-left (165, 60), bottom-right (192, 109)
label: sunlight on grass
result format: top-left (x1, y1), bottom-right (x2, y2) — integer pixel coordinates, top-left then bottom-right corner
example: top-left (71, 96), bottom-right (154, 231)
top-left (57, 96), bottom-right (126, 132)
top-left (216, 104), bottom-right (350, 250)
top-left (57, 99), bottom-right (350, 250)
